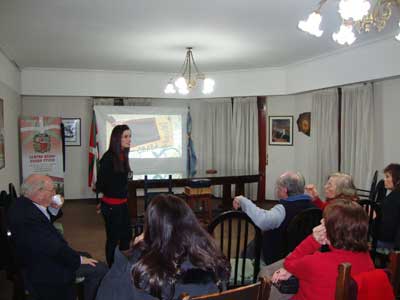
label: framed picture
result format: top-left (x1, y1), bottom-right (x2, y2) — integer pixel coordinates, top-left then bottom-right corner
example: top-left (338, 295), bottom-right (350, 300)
top-left (269, 116), bottom-right (293, 146)
top-left (62, 118), bottom-right (81, 146)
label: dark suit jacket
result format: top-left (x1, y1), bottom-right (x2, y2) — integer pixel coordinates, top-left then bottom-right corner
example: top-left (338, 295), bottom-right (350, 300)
top-left (7, 196), bottom-right (81, 285)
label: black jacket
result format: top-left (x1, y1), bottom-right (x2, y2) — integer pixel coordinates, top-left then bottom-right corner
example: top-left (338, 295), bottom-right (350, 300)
top-left (7, 196), bottom-right (80, 284)
top-left (96, 248), bottom-right (222, 300)
top-left (96, 150), bottom-right (129, 198)
top-left (379, 190), bottom-right (400, 247)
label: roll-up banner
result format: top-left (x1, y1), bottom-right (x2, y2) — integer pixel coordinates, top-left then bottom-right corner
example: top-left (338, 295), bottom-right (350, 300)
top-left (20, 116), bottom-right (64, 195)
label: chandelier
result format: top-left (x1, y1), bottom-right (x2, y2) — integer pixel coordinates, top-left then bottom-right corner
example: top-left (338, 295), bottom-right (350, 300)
top-left (164, 47), bottom-right (215, 95)
top-left (298, 0), bottom-right (400, 45)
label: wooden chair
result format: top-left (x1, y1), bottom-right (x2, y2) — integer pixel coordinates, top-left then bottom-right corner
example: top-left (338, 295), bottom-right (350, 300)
top-left (285, 207), bottom-right (322, 253)
top-left (9, 183), bottom-right (18, 202)
top-left (357, 199), bottom-right (381, 256)
top-left (208, 211), bottom-right (262, 288)
top-left (388, 251), bottom-right (400, 298)
top-left (143, 174), bottom-right (173, 210)
top-left (356, 170), bottom-right (378, 202)
top-left (180, 276), bottom-right (271, 300)
top-left (336, 252), bottom-right (400, 300)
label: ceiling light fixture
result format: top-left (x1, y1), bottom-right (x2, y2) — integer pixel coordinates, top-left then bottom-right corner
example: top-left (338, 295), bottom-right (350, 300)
top-left (164, 47), bottom-right (215, 95)
top-left (299, 0), bottom-right (400, 46)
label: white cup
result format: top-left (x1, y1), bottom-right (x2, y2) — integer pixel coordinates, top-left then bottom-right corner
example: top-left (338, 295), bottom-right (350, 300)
top-left (52, 194), bottom-right (63, 206)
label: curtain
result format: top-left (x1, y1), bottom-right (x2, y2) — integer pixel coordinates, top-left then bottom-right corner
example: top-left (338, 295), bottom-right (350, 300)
top-left (310, 89), bottom-right (339, 195)
top-left (340, 83), bottom-right (374, 189)
top-left (232, 97), bottom-right (259, 200)
top-left (191, 98), bottom-right (233, 197)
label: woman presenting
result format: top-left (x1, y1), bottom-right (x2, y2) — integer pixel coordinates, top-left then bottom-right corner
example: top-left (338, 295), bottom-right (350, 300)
top-left (97, 124), bottom-right (133, 266)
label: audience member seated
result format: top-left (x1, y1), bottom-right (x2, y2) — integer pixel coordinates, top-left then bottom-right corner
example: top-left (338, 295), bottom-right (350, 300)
top-left (271, 199), bottom-right (375, 300)
top-left (233, 171), bottom-right (316, 265)
top-left (305, 172), bottom-right (358, 210)
top-left (96, 194), bottom-right (230, 300)
top-left (7, 174), bottom-right (108, 300)
top-left (378, 163), bottom-right (400, 250)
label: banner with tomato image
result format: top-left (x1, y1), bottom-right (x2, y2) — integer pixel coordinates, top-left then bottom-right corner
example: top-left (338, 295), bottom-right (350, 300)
top-left (20, 116), bottom-right (64, 194)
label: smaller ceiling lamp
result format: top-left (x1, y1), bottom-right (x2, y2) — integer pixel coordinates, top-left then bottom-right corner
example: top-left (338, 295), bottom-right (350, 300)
top-left (298, 0), bottom-right (400, 46)
top-left (164, 47), bottom-right (215, 95)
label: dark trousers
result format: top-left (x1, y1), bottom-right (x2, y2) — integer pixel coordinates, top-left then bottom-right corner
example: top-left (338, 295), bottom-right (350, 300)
top-left (101, 202), bottom-right (132, 266)
top-left (28, 254), bottom-right (108, 300)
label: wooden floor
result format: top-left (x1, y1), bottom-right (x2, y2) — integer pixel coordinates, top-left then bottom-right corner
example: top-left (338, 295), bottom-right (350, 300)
top-left (0, 197), bottom-right (276, 299)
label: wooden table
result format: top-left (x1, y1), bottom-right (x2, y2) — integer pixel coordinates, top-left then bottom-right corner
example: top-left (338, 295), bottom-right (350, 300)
top-left (127, 171), bottom-right (261, 219)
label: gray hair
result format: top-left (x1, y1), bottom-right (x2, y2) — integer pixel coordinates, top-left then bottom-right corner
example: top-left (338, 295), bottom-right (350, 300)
top-left (328, 172), bottom-right (357, 197)
top-left (20, 178), bottom-right (46, 197)
top-left (276, 171), bottom-right (305, 196)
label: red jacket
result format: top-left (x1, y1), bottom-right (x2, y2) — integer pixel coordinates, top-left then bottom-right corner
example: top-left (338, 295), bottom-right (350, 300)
top-left (284, 235), bottom-right (374, 300)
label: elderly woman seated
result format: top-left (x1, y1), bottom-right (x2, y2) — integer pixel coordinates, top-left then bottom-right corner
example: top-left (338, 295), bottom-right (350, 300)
top-left (96, 194), bottom-right (230, 300)
top-left (270, 199), bottom-right (375, 300)
top-left (305, 172), bottom-right (358, 210)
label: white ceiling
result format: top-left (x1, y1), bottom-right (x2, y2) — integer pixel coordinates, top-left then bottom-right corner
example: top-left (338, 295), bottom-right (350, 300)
top-left (0, 0), bottom-right (398, 73)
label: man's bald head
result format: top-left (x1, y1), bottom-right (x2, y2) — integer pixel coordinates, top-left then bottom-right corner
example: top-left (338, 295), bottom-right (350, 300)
top-left (21, 174), bottom-right (55, 207)
top-left (276, 171), bottom-right (305, 199)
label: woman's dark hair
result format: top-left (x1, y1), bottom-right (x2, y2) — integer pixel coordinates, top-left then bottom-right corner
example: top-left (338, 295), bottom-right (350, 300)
top-left (384, 163), bottom-right (400, 191)
top-left (132, 194), bottom-right (230, 300)
top-left (108, 124), bottom-right (131, 173)
top-left (324, 199), bottom-right (369, 252)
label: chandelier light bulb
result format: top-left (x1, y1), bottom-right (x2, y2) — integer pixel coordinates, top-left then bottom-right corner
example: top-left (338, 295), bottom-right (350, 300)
top-left (396, 22), bottom-right (400, 41)
top-left (298, 12), bottom-right (324, 37)
top-left (338, 0), bottom-right (371, 21)
top-left (178, 88), bottom-right (189, 95)
top-left (332, 24), bottom-right (356, 45)
top-left (164, 83), bottom-right (176, 94)
top-left (175, 77), bottom-right (187, 90)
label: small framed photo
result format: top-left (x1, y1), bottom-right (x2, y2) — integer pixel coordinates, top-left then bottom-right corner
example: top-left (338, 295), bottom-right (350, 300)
top-left (269, 116), bottom-right (293, 146)
top-left (62, 118), bottom-right (81, 146)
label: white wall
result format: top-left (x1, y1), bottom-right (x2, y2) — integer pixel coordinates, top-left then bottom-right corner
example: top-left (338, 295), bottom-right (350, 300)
top-left (0, 51), bottom-right (21, 192)
top-left (21, 38), bottom-right (400, 98)
top-left (265, 93), bottom-right (312, 200)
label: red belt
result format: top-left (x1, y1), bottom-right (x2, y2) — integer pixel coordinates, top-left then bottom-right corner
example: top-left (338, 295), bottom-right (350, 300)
top-left (102, 196), bottom-right (127, 205)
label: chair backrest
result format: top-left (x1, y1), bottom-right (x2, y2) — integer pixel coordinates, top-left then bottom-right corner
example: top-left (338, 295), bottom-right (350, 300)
top-left (143, 174), bottom-right (173, 210)
top-left (180, 276), bottom-right (271, 300)
top-left (357, 199), bottom-right (380, 250)
top-left (335, 263), bottom-right (354, 300)
top-left (374, 179), bottom-right (387, 204)
top-left (9, 183), bottom-right (18, 201)
top-left (389, 251), bottom-right (400, 297)
top-left (356, 170), bottom-right (378, 202)
top-left (208, 210), bottom-right (262, 288)
top-left (336, 252), bottom-right (400, 300)
top-left (0, 206), bottom-right (27, 300)
top-left (285, 207), bottom-right (322, 253)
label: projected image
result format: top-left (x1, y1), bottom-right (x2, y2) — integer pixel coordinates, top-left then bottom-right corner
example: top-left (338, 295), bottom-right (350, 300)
top-left (107, 114), bottom-right (182, 159)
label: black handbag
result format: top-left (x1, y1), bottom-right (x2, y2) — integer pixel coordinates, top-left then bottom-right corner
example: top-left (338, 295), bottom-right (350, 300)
top-left (273, 275), bottom-right (299, 294)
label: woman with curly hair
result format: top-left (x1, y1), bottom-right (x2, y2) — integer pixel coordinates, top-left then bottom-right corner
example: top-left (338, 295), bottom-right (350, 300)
top-left (96, 194), bottom-right (230, 300)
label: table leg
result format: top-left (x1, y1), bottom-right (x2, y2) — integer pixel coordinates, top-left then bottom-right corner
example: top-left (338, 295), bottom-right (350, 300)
top-left (222, 183), bottom-right (232, 210)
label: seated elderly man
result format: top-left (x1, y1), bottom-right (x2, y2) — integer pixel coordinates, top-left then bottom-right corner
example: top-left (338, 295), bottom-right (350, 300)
top-left (233, 171), bottom-right (316, 265)
top-left (7, 174), bottom-right (108, 300)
